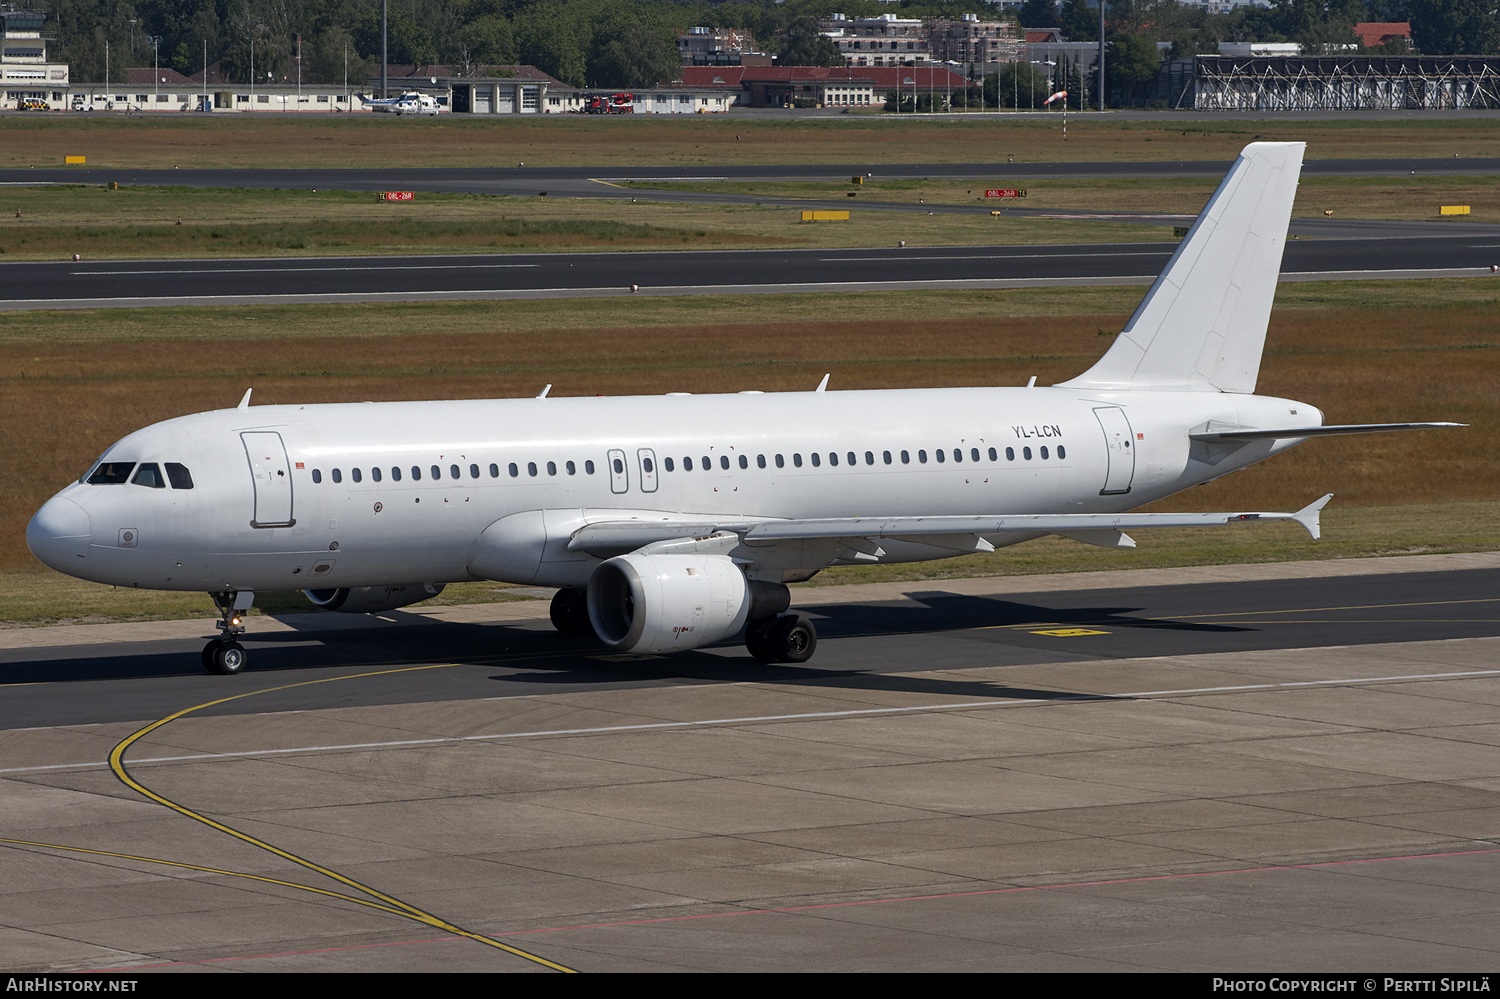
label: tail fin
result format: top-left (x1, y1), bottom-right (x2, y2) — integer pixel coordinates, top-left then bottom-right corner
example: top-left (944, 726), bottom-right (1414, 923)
top-left (1059, 141), bottom-right (1305, 394)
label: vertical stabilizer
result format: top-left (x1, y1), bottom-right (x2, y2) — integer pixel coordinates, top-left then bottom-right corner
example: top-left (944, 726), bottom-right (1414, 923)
top-left (1059, 141), bottom-right (1304, 394)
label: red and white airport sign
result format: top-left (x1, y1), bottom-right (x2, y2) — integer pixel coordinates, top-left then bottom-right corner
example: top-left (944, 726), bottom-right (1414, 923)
top-left (380, 191), bottom-right (415, 201)
top-left (985, 189), bottom-right (1027, 199)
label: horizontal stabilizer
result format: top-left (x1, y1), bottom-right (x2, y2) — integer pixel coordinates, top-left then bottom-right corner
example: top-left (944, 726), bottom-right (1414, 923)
top-left (1191, 422), bottom-right (1465, 442)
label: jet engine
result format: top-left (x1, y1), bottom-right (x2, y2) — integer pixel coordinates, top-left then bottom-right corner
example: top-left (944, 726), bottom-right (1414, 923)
top-left (304, 583), bottom-right (445, 614)
top-left (587, 553), bottom-right (788, 654)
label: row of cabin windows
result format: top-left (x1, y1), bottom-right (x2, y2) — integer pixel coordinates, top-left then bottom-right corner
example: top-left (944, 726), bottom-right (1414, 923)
top-left (665, 445), bottom-right (1064, 471)
top-left (85, 461), bottom-right (195, 489)
top-left (311, 460), bottom-right (599, 484)
top-left (308, 446), bottom-right (1066, 484)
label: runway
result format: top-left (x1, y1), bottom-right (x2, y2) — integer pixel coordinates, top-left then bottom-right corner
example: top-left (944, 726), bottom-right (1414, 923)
top-left (4, 227), bottom-right (1499, 312)
top-left (5, 155), bottom-right (1500, 310)
top-left (3, 553), bottom-right (1499, 971)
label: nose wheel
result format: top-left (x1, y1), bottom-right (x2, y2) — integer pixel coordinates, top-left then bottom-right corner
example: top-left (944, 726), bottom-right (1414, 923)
top-left (202, 639), bottom-right (247, 675)
top-left (203, 590), bottom-right (253, 675)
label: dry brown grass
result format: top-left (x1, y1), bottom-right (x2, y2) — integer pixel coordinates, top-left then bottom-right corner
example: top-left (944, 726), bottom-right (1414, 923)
top-left (5, 286), bottom-right (1497, 577)
top-left (4, 114), bottom-right (1500, 170)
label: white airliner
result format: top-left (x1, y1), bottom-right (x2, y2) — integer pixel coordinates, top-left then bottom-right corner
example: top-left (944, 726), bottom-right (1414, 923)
top-left (28, 143), bottom-right (1459, 675)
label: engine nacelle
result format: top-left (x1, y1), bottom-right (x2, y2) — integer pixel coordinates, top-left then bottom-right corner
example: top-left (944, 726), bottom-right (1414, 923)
top-left (588, 553), bottom-right (789, 654)
top-left (304, 583), bottom-right (445, 614)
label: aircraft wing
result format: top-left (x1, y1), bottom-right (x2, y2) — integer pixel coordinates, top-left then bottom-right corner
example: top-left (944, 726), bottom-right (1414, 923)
top-left (567, 494), bottom-right (1333, 555)
top-left (1192, 422), bottom-right (1463, 442)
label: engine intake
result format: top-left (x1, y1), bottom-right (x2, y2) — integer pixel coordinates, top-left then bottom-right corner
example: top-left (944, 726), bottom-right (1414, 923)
top-left (587, 553), bottom-right (787, 654)
top-left (304, 583), bottom-right (445, 614)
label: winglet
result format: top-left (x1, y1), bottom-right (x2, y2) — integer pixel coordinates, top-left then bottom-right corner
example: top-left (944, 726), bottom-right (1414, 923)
top-left (237, 388), bottom-right (252, 409)
top-left (815, 374), bottom-right (830, 393)
top-left (536, 384), bottom-right (551, 399)
top-left (1293, 493), bottom-right (1333, 539)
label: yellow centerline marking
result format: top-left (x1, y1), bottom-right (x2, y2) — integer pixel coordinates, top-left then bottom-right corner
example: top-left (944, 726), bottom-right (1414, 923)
top-left (106, 662), bottom-right (577, 973)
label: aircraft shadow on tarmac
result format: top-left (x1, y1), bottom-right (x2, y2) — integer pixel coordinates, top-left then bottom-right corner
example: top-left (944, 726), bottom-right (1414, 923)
top-left (2, 593), bottom-right (1242, 694)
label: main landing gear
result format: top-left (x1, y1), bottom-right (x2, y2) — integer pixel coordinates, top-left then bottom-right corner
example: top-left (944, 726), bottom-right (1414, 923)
top-left (745, 613), bottom-right (818, 664)
top-left (202, 590), bottom-right (254, 675)
top-left (550, 587), bottom-right (594, 635)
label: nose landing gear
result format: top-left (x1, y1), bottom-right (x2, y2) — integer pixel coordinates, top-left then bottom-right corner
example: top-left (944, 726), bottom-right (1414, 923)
top-left (203, 590), bottom-right (254, 675)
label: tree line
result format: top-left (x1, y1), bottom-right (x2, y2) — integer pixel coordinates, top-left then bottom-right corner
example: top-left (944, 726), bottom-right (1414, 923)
top-left (37, 0), bottom-right (1500, 93)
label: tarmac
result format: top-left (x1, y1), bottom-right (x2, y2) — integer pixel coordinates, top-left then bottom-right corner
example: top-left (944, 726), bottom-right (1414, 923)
top-left (2, 552), bottom-right (1498, 972)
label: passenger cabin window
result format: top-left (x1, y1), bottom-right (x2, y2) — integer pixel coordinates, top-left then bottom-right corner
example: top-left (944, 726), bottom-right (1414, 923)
top-left (683, 456), bottom-right (693, 471)
top-left (352, 468), bottom-right (362, 483)
top-left (490, 463), bottom-right (499, 478)
top-left (431, 465), bottom-right (441, 480)
top-left (1006, 447), bottom-right (1015, 461)
top-left (738, 455), bottom-right (747, 469)
top-left (312, 469), bottom-right (323, 483)
top-left (164, 462), bottom-right (194, 489)
top-left (87, 462), bottom-right (135, 484)
top-left (665, 457), bottom-right (676, 472)
top-left (332, 468), bottom-right (342, 484)
top-left (547, 461), bottom-right (557, 476)
top-left (1058, 446), bottom-right (1067, 459)
top-left (528, 462), bottom-right (538, 477)
top-left (392, 467), bottom-right (402, 481)
top-left (585, 460), bottom-right (595, 475)
top-left (373, 467), bottom-right (383, 482)
top-left (470, 464), bottom-right (480, 479)
top-left (450, 464), bottom-right (460, 479)
top-left (811, 453), bottom-right (821, 467)
top-left (567, 460), bottom-right (577, 475)
top-left (719, 455), bottom-right (730, 470)
top-left (411, 466), bottom-right (421, 481)
top-left (509, 463), bottom-right (519, 477)
top-left (776, 454), bottom-right (785, 468)
top-left (131, 463), bottom-right (165, 488)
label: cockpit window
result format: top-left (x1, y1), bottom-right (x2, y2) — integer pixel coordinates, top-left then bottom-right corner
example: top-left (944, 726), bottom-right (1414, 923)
top-left (164, 462), bottom-right (194, 489)
top-left (131, 463), bottom-right (166, 488)
top-left (87, 462), bottom-right (135, 484)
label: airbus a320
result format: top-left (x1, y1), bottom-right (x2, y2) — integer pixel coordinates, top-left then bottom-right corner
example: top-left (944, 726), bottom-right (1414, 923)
top-left (27, 143), bottom-right (1460, 674)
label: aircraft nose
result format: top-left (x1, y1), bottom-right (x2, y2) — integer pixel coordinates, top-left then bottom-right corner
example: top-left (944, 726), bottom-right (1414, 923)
top-left (26, 495), bottom-right (92, 571)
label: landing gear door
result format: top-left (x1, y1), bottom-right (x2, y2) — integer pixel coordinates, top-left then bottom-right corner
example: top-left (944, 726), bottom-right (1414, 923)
top-left (241, 431), bottom-right (296, 527)
top-left (1093, 407), bottom-right (1136, 496)
top-left (607, 448), bottom-right (629, 494)
top-left (637, 448), bottom-right (658, 493)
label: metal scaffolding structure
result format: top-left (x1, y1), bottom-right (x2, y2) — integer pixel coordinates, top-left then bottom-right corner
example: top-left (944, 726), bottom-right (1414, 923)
top-left (1190, 55), bottom-right (1500, 110)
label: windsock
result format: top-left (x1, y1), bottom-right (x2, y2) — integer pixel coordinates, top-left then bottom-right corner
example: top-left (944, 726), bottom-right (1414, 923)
top-left (1044, 90), bottom-right (1068, 105)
